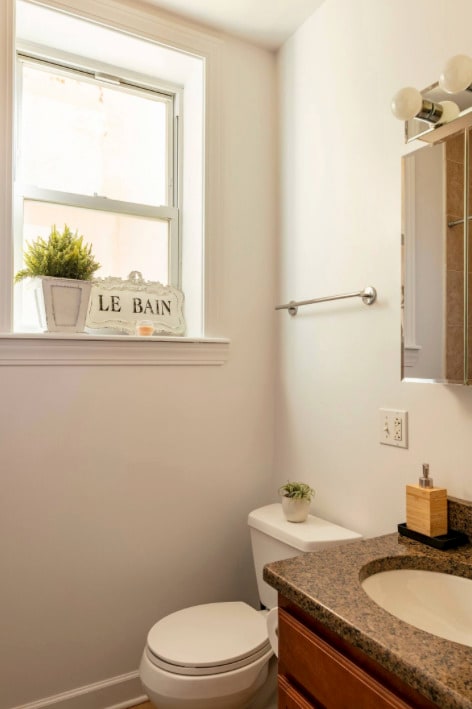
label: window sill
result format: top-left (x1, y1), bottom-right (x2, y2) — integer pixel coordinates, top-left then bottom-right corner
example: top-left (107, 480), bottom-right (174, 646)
top-left (0, 333), bottom-right (230, 366)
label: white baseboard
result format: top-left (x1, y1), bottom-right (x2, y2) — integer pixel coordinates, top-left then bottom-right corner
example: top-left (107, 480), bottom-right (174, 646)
top-left (10, 671), bottom-right (148, 709)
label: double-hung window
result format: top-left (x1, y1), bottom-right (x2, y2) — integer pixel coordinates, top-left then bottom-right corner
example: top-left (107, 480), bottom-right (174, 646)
top-left (15, 51), bottom-right (180, 332)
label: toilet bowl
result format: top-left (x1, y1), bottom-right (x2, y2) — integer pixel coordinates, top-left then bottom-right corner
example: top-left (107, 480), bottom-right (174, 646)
top-left (140, 602), bottom-right (273, 709)
top-left (140, 503), bottom-right (361, 708)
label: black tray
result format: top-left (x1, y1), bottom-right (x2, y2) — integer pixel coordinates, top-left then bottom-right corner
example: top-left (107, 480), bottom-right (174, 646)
top-left (398, 523), bottom-right (469, 550)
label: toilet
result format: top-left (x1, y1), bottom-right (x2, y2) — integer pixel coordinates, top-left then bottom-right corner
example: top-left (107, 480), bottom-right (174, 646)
top-left (139, 503), bottom-right (361, 709)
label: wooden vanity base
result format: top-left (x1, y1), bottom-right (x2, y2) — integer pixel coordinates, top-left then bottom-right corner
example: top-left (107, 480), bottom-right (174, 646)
top-left (278, 596), bottom-right (438, 709)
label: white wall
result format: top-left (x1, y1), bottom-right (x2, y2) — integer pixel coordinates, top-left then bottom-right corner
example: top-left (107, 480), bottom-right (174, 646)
top-left (276, 0), bottom-right (472, 539)
top-left (0, 3), bottom-right (277, 708)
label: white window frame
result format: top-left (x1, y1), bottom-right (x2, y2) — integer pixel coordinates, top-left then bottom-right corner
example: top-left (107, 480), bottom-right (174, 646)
top-left (0, 0), bottom-right (229, 366)
top-left (15, 51), bottom-right (181, 299)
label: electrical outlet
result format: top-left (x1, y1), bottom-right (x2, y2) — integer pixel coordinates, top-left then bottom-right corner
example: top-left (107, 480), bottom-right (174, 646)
top-left (393, 416), bottom-right (402, 441)
top-left (379, 409), bottom-right (408, 448)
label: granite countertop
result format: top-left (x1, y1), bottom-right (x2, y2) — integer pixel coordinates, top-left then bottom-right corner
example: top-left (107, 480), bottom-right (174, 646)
top-left (264, 532), bottom-right (472, 709)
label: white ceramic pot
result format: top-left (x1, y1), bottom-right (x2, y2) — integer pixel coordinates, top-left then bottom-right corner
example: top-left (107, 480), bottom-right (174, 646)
top-left (281, 496), bottom-right (310, 523)
top-left (32, 276), bottom-right (92, 333)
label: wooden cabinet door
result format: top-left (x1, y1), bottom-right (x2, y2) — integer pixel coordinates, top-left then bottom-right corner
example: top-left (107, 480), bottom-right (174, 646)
top-left (278, 675), bottom-right (319, 709)
top-left (278, 608), bottom-right (412, 709)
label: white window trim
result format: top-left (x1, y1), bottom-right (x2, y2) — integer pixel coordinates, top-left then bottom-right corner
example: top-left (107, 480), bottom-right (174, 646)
top-left (0, 333), bottom-right (229, 365)
top-left (0, 0), bottom-right (227, 366)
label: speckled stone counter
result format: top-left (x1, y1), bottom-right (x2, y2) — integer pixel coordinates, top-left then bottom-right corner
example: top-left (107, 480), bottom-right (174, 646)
top-left (264, 528), bottom-right (472, 709)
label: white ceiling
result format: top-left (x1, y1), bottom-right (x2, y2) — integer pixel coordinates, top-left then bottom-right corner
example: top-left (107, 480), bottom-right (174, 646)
top-left (142, 0), bottom-right (326, 50)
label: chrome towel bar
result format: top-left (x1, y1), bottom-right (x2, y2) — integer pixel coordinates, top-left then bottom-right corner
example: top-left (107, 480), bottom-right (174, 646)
top-left (275, 286), bottom-right (377, 317)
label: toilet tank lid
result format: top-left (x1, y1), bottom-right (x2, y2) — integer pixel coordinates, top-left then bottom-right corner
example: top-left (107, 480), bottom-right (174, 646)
top-left (248, 504), bottom-right (361, 551)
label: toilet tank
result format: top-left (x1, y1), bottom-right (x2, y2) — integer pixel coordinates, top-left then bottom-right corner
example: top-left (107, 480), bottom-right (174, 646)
top-left (248, 503), bottom-right (362, 609)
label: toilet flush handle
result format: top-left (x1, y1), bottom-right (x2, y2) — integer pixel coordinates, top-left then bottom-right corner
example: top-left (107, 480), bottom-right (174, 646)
top-left (266, 607), bottom-right (279, 657)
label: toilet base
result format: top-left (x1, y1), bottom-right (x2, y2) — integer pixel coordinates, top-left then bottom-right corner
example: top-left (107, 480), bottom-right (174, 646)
top-left (140, 649), bottom-right (275, 709)
top-left (246, 656), bottom-right (277, 709)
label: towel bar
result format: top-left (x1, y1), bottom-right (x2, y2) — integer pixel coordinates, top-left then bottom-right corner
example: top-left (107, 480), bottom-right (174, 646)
top-left (275, 286), bottom-right (377, 316)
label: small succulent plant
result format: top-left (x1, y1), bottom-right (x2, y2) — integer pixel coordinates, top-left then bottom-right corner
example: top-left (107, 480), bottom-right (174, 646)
top-left (15, 224), bottom-right (100, 282)
top-left (278, 481), bottom-right (315, 501)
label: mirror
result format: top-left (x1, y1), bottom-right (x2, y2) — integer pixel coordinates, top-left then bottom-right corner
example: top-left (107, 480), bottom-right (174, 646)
top-left (402, 123), bottom-right (472, 383)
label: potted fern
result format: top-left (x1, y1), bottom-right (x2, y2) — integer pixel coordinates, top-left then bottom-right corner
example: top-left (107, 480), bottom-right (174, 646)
top-left (15, 224), bottom-right (100, 333)
top-left (278, 481), bottom-right (315, 522)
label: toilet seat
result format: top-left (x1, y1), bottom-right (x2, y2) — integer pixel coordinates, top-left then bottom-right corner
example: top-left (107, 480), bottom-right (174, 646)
top-left (146, 602), bottom-right (271, 676)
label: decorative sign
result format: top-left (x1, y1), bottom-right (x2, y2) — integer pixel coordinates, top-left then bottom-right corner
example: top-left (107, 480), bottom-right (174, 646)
top-left (86, 271), bottom-right (185, 335)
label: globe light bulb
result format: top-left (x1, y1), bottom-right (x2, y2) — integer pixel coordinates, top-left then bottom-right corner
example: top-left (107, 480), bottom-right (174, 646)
top-left (439, 54), bottom-right (472, 93)
top-left (437, 100), bottom-right (460, 123)
top-left (391, 87), bottom-right (422, 121)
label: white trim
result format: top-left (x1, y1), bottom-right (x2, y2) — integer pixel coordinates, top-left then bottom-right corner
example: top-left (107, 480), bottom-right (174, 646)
top-left (24, 0), bottom-right (224, 56)
top-left (0, 0), bottom-right (14, 332)
top-left (0, 333), bottom-right (230, 365)
top-left (10, 670), bottom-right (147, 709)
top-left (104, 700), bottom-right (148, 709)
top-left (20, 187), bottom-right (178, 220)
top-left (403, 345), bottom-right (421, 368)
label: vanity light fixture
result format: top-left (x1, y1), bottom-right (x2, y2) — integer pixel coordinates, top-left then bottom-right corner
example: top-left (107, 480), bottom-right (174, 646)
top-left (439, 54), bottom-right (472, 93)
top-left (391, 86), bottom-right (460, 124)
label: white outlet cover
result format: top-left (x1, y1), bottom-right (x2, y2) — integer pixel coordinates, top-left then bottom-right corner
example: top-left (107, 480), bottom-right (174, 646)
top-left (379, 409), bottom-right (408, 449)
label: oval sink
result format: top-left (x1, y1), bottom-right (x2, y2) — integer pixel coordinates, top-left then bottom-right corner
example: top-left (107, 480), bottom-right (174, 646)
top-left (361, 569), bottom-right (472, 647)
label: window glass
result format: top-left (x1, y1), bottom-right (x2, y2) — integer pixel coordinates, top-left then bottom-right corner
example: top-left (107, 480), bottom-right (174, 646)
top-left (20, 63), bottom-right (169, 206)
top-left (22, 200), bottom-right (169, 282)
top-left (16, 200), bottom-right (170, 332)
top-left (14, 57), bottom-right (178, 333)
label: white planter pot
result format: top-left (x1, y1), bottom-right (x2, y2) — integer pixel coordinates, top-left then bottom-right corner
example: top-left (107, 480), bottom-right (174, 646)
top-left (281, 496), bottom-right (311, 523)
top-left (32, 276), bottom-right (92, 333)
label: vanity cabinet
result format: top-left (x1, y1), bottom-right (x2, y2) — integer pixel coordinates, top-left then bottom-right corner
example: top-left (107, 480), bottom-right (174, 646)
top-left (278, 598), bottom-right (438, 709)
top-left (278, 674), bottom-right (319, 708)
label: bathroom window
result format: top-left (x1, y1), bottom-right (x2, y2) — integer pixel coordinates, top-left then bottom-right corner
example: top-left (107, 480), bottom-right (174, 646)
top-left (14, 55), bottom-right (180, 332)
top-left (3, 0), bottom-right (211, 347)
top-left (0, 0), bottom-right (228, 364)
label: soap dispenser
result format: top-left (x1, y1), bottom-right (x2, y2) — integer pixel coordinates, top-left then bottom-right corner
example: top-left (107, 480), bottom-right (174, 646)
top-left (406, 464), bottom-right (448, 537)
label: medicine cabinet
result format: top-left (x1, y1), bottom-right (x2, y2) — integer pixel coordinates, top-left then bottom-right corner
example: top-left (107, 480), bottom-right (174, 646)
top-left (402, 121), bottom-right (472, 384)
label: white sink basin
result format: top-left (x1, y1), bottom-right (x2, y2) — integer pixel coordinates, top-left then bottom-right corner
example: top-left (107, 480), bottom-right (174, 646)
top-left (361, 569), bottom-right (472, 647)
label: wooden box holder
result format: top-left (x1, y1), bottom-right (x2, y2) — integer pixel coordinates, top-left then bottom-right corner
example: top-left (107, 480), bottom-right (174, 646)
top-left (406, 484), bottom-right (448, 537)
